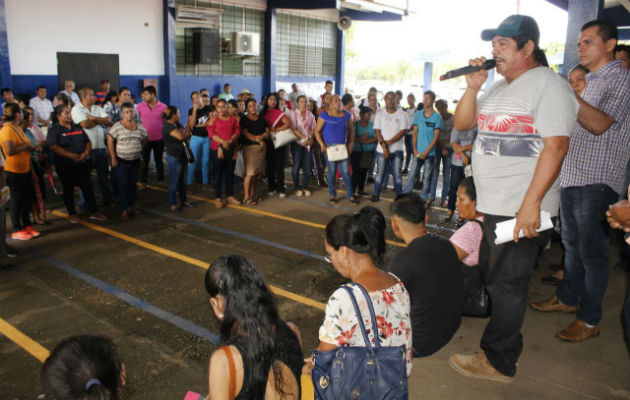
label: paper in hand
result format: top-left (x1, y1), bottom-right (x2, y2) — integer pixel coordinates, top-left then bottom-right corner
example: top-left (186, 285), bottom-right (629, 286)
top-left (494, 210), bottom-right (553, 245)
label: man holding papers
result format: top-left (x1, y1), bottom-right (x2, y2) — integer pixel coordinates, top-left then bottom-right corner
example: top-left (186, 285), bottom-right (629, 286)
top-left (447, 15), bottom-right (578, 382)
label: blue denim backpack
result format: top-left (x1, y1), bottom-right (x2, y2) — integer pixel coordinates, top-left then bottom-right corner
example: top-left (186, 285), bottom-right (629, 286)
top-left (311, 282), bottom-right (408, 400)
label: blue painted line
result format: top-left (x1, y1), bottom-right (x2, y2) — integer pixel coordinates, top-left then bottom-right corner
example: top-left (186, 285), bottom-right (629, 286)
top-left (36, 252), bottom-right (219, 344)
top-left (142, 207), bottom-right (328, 262)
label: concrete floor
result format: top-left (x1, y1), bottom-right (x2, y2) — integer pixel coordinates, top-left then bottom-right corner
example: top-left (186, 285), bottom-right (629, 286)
top-left (0, 173), bottom-right (628, 399)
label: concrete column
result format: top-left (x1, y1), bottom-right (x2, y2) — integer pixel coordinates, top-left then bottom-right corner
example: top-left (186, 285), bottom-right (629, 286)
top-left (563, 0), bottom-right (603, 71)
top-left (163, 0), bottom-right (176, 104)
top-left (0, 0), bottom-right (12, 90)
top-left (264, 8), bottom-right (277, 94)
top-left (423, 62), bottom-right (433, 91)
top-left (335, 29), bottom-right (345, 95)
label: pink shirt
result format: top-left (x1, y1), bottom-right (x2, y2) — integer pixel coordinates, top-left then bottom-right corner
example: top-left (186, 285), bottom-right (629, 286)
top-left (137, 101), bottom-right (167, 141)
top-left (449, 217), bottom-right (484, 267)
top-left (288, 109), bottom-right (316, 135)
top-left (207, 116), bottom-right (240, 151)
top-left (264, 108), bottom-right (286, 129)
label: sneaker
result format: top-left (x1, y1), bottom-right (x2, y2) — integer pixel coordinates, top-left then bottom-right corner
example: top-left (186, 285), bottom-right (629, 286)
top-left (89, 213), bottom-right (107, 222)
top-left (295, 190), bottom-right (304, 197)
top-left (24, 226), bottom-right (40, 238)
top-left (448, 352), bottom-right (513, 383)
top-left (440, 199), bottom-right (448, 208)
top-left (370, 195), bottom-right (379, 202)
top-left (11, 229), bottom-right (33, 241)
top-left (303, 190), bottom-right (312, 197)
top-left (425, 199), bottom-right (434, 209)
top-left (279, 192), bottom-right (286, 199)
top-left (68, 214), bottom-right (80, 224)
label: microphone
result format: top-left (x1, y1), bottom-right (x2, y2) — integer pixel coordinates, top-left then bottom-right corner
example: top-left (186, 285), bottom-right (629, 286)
top-left (439, 59), bottom-right (497, 81)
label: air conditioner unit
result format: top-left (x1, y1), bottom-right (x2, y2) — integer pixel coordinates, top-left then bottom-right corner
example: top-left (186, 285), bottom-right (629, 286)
top-left (229, 32), bottom-right (260, 56)
top-left (176, 5), bottom-right (221, 27)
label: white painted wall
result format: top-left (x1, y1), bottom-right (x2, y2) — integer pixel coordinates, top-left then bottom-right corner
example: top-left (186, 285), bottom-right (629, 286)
top-left (5, 0), bottom-right (164, 75)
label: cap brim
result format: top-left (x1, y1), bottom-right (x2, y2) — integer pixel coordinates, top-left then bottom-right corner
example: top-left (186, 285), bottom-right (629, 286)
top-left (481, 29), bottom-right (497, 41)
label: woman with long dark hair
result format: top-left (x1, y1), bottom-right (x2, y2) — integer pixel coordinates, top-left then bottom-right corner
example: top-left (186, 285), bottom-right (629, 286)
top-left (240, 98), bottom-right (269, 205)
top-left (205, 255), bottom-right (303, 399)
top-left (0, 103), bottom-right (38, 240)
top-left (162, 105), bottom-right (191, 213)
top-left (262, 93), bottom-right (291, 198)
top-left (41, 335), bottom-right (125, 400)
top-left (304, 206), bottom-right (412, 378)
top-left (208, 99), bottom-right (241, 208)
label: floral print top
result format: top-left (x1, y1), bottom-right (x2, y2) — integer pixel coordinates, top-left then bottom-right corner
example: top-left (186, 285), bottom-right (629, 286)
top-left (319, 276), bottom-right (413, 375)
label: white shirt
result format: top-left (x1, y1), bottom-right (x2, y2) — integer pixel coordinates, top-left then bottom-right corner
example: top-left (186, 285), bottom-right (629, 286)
top-left (61, 90), bottom-right (81, 106)
top-left (373, 109), bottom-right (409, 154)
top-left (29, 96), bottom-right (54, 125)
top-left (405, 108), bottom-right (417, 135)
top-left (71, 103), bottom-right (109, 150)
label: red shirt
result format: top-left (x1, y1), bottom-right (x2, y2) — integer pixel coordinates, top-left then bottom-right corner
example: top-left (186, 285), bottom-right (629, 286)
top-left (207, 116), bottom-right (240, 150)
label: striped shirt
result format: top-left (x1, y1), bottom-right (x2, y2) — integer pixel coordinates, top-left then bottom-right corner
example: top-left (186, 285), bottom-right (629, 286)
top-left (108, 121), bottom-right (147, 161)
top-left (473, 67), bottom-right (578, 217)
top-left (560, 60), bottom-right (630, 195)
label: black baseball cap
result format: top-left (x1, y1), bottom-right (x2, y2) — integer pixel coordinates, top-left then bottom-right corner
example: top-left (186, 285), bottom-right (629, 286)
top-left (481, 15), bottom-right (540, 46)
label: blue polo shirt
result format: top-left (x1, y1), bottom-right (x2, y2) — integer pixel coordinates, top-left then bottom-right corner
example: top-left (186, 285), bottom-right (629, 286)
top-left (413, 110), bottom-right (442, 156)
top-left (47, 122), bottom-right (91, 163)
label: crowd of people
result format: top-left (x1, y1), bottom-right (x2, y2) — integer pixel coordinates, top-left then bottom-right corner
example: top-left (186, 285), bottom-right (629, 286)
top-left (1, 12), bottom-right (630, 400)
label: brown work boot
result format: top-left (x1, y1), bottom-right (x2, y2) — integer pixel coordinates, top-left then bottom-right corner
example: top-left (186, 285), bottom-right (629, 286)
top-left (555, 320), bottom-right (599, 342)
top-left (448, 352), bottom-right (513, 383)
top-left (529, 295), bottom-right (577, 313)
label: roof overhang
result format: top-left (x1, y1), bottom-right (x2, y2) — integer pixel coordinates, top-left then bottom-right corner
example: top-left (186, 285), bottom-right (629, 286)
top-left (546, 0), bottom-right (630, 40)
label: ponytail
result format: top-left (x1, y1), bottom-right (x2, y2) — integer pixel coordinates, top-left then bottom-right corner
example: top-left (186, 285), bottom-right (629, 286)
top-left (325, 206), bottom-right (386, 265)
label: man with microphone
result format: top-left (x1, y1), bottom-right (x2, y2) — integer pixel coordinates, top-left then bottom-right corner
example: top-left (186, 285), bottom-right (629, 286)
top-left (447, 15), bottom-right (578, 382)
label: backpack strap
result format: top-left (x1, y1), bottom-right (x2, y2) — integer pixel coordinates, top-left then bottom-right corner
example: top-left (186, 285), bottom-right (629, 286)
top-left (222, 346), bottom-right (236, 400)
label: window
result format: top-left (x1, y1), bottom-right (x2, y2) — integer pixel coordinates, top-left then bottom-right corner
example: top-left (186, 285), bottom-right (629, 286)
top-left (175, 0), bottom-right (264, 76)
top-left (275, 13), bottom-right (337, 77)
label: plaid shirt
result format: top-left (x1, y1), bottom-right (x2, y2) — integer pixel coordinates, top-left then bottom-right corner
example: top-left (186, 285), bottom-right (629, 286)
top-left (560, 60), bottom-right (630, 194)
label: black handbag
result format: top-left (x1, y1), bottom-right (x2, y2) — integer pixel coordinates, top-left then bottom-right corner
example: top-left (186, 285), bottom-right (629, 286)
top-left (311, 283), bottom-right (408, 400)
top-left (182, 141), bottom-right (195, 163)
top-left (461, 219), bottom-right (491, 318)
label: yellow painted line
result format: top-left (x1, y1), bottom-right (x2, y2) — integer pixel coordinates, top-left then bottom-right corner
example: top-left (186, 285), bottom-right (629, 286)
top-left (0, 317), bottom-right (50, 362)
top-left (50, 210), bottom-right (326, 311)
top-left (144, 185), bottom-right (405, 248)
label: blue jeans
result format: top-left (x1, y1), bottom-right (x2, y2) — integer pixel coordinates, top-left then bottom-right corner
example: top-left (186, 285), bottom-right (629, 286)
top-left (403, 155), bottom-right (435, 201)
top-left (373, 151), bottom-right (403, 198)
top-left (187, 135), bottom-right (210, 185)
top-left (91, 148), bottom-right (113, 205)
top-left (166, 154), bottom-right (188, 207)
top-left (115, 159), bottom-right (140, 211)
top-left (430, 148), bottom-right (452, 201)
top-left (557, 184), bottom-right (619, 325)
top-left (324, 154), bottom-right (353, 199)
top-left (291, 143), bottom-right (311, 190)
top-left (447, 165), bottom-right (465, 211)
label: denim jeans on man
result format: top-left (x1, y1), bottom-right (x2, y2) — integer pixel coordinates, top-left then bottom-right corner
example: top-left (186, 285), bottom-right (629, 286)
top-left (115, 159), bottom-right (140, 211)
top-left (373, 151), bottom-right (403, 198)
top-left (90, 148), bottom-right (113, 205)
top-left (403, 155), bottom-right (434, 201)
top-left (429, 148), bottom-right (452, 201)
top-left (166, 154), bottom-right (188, 207)
top-left (187, 135), bottom-right (211, 185)
top-left (447, 165), bottom-right (465, 212)
top-left (479, 214), bottom-right (552, 377)
top-left (324, 154), bottom-right (353, 199)
top-left (557, 184), bottom-right (619, 326)
top-left (291, 143), bottom-right (311, 191)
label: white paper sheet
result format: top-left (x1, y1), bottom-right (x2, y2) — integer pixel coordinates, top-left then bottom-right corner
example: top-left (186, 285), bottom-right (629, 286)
top-left (494, 210), bottom-right (553, 245)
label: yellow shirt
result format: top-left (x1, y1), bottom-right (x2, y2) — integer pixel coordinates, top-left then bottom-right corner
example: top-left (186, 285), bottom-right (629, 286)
top-left (0, 124), bottom-right (32, 173)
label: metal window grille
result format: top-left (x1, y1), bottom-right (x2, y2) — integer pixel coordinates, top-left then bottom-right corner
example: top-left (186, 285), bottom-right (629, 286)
top-left (175, 0), bottom-right (264, 76)
top-left (276, 12), bottom-right (337, 77)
